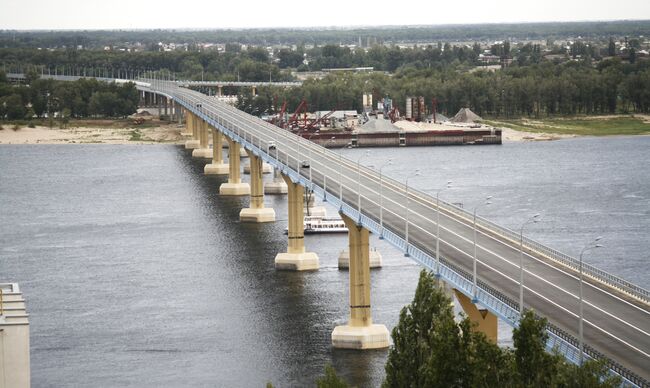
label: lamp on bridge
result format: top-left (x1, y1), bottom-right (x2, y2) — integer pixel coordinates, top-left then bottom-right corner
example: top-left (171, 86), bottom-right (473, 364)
top-left (472, 196), bottom-right (492, 302)
top-left (378, 158), bottom-right (394, 239)
top-left (435, 181), bottom-right (453, 277)
top-left (322, 137), bottom-right (337, 202)
top-left (519, 213), bottom-right (541, 314)
top-left (404, 169), bottom-right (421, 257)
top-left (578, 236), bottom-right (603, 365)
top-left (357, 151), bottom-right (371, 224)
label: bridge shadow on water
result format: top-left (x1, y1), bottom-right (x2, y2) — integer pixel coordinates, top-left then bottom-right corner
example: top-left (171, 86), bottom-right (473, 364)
top-left (174, 147), bottom-right (385, 387)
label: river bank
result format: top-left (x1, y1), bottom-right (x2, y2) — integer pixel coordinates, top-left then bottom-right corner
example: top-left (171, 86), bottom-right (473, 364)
top-left (0, 122), bottom-right (184, 144)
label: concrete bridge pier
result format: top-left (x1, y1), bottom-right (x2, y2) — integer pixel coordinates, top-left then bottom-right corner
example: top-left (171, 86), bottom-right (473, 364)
top-left (0, 283), bottom-right (31, 388)
top-left (219, 139), bottom-right (250, 196)
top-left (338, 247), bottom-right (382, 269)
top-left (243, 161), bottom-right (272, 174)
top-left (453, 289), bottom-right (497, 343)
top-left (264, 168), bottom-right (288, 194)
top-left (274, 175), bottom-right (319, 270)
top-left (184, 112), bottom-right (200, 149)
top-left (332, 214), bottom-right (389, 349)
top-left (239, 151), bottom-right (276, 223)
top-left (192, 119), bottom-right (212, 159)
top-left (204, 128), bottom-right (229, 175)
top-left (181, 109), bottom-right (192, 137)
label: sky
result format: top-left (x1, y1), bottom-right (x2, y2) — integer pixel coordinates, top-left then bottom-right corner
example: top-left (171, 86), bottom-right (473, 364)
top-left (1, 0), bottom-right (649, 30)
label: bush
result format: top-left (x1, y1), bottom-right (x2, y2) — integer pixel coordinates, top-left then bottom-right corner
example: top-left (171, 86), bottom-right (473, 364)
top-left (13, 123), bottom-right (21, 131)
top-left (27, 121), bottom-right (36, 128)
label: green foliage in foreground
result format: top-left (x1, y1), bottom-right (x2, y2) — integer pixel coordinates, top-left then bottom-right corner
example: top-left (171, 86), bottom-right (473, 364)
top-left (482, 116), bottom-right (650, 136)
top-left (383, 270), bottom-right (621, 388)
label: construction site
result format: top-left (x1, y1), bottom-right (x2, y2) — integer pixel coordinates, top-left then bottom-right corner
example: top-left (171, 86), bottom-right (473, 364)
top-left (265, 93), bottom-right (501, 147)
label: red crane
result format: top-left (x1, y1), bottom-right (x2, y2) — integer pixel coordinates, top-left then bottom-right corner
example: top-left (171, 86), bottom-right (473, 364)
top-left (287, 99), bottom-right (308, 130)
top-left (307, 108), bottom-right (336, 130)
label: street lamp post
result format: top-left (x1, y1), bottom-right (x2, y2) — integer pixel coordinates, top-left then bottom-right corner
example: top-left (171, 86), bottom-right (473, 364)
top-left (357, 151), bottom-right (371, 222)
top-left (435, 181), bottom-right (452, 276)
top-left (472, 196), bottom-right (492, 301)
top-left (378, 158), bottom-right (393, 239)
top-left (323, 137), bottom-right (336, 201)
top-left (338, 142), bottom-right (352, 205)
top-left (519, 213), bottom-right (541, 313)
top-left (404, 169), bottom-right (421, 257)
top-left (307, 131), bottom-right (320, 186)
top-left (578, 237), bottom-right (603, 365)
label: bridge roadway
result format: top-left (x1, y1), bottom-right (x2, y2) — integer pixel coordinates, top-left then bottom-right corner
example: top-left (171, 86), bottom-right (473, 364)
top-left (144, 80), bottom-right (649, 384)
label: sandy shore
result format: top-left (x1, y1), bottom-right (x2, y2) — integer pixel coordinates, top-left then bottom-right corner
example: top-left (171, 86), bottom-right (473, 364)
top-left (500, 127), bottom-right (577, 142)
top-left (0, 124), bottom-right (185, 145)
top-left (1, 121), bottom-right (580, 145)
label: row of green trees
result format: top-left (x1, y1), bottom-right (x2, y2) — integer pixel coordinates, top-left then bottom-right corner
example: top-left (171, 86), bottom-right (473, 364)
top-left (2, 21), bottom-right (648, 48)
top-left (0, 72), bottom-right (139, 120)
top-left (239, 58), bottom-right (650, 117)
top-left (269, 271), bottom-right (620, 387)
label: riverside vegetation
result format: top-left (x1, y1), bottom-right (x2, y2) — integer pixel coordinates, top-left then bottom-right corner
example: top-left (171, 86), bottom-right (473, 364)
top-left (276, 270), bottom-right (620, 388)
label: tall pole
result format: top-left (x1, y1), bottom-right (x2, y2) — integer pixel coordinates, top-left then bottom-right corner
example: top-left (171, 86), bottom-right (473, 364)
top-left (378, 159), bottom-right (393, 239)
top-left (472, 196), bottom-right (492, 301)
top-left (578, 237), bottom-right (602, 365)
top-left (519, 213), bottom-right (540, 313)
top-left (357, 151), bottom-right (370, 222)
top-left (404, 170), bottom-right (420, 257)
top-left (307, 131), bottom-right (319, 186)
top-left (435, 181), bottom-right (452, 276)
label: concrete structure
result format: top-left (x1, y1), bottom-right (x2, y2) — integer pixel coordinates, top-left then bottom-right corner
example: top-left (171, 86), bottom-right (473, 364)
top-left (338, 248), bottom-right (382, 269)
top-left (184, 111), bottom-right (200, 150)
top-left (0, 283), bottom-right (30, 388)
top-left (243, 161), bottom-right (272, 175)
top-left (192, 119), bottom-right (212, 159)
top-left (37, 74), bottom-right (646, 383)
top-left (331, 214), bottom-right (390, 349)
top-left (239, 151), bottom-right (276, 223)
top-left (454, 289), bottom-right (497, 343)
top-left (219, 138), bottom-right (250, 196)
top-left (274, 175), bottom-right (319, 271)
top-left (264, 169), bottom-right (288, 194)
top-left (204, 128), bottom-right (229, 175)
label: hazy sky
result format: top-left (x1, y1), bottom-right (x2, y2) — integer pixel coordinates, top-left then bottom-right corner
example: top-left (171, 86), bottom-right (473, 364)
top-left (1, 0), bottom-right (649, 30)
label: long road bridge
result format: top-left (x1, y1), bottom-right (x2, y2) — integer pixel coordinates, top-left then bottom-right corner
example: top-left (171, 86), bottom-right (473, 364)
top-left (4, 74), bottom-right (649, 386)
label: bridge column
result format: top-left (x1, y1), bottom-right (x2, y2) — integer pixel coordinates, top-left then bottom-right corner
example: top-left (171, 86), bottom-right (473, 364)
top-left (181, 109), bottom-right (192, 136)
top-left (239, 151), bottom-right (276, 222)
top-left (163, 97), bottom-right (168, 117)
top-left (264, 168), bottom-right (288, 194)
top-left (274, 175), bottom-right (319, 270)
top-left (332, 214), bottom-right (389, 349)
top-left (192, 119), bottom-right (212, 159)
top-left (453, 289), bottom-right (497, 343)
top-left (205, 128), bottom-right (229, 175)
top-left (217, 86), bottom-right (223, 97)
top-left (252, 86), bottom-right (256, 96)
top-left (219, 139), bottom-right (250, 196)
top-left (184, 111), bottom-right (200, 149)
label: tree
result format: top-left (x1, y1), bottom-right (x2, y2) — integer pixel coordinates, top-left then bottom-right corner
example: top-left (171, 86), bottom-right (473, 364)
top-left (384, 271), bottom-right (621, 387)
top-left (316, 365), bottom-right (349, 388)
top-left (608, 38), bottom-right (616, 56)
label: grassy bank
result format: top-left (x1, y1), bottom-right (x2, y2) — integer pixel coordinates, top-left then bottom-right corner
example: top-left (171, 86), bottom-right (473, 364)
top-left (481, 115), bottom-right (650, 136)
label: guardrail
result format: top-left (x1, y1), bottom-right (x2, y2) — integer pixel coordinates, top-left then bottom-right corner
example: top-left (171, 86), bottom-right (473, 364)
top-left (418, 193), bottom-right (649, 304)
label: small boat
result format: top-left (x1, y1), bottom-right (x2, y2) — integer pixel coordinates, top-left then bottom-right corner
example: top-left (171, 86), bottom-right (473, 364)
top-left (284, 215), bottom-right (348, 234)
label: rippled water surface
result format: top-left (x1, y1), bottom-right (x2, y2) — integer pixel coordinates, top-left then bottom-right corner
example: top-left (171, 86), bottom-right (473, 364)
top-left (0, 137), bottom-right (648, 387)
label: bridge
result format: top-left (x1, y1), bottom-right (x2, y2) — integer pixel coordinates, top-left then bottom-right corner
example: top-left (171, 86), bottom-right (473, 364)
top-left (138, 78), bottom-right (649, 386)
top-left (3, 73), bottom-right (649, 386)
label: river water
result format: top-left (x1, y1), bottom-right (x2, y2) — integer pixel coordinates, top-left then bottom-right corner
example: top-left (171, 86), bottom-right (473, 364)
top-left (0, 136), bottom-right (648, 387)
